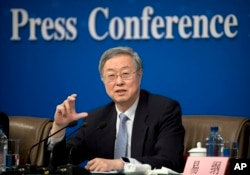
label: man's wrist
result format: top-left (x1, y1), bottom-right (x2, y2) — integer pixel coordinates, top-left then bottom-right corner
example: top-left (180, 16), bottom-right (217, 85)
top-left (51, 122), bottom-right (66, 138)
top-left (121, 157), bottom-right (130, 163)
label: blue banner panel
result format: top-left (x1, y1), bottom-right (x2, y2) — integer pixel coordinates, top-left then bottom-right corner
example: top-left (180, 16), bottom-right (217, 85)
top-left (1, 0), bottom-right (250, 118)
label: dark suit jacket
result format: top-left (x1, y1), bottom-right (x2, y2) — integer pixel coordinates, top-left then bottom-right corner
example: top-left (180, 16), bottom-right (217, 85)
top-left (0, 112), bottom-right (9, 138)
top-left (50, 90), bottom-right (185, 172)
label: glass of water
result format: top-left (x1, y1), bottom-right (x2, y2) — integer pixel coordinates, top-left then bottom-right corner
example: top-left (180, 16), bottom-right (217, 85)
top-left (6, 139), bottom-right (20, 171)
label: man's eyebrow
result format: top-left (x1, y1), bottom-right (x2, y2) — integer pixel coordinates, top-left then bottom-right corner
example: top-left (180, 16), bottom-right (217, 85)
top-left (105, 66), bottom-right (131, 72)
top-left (121, 66), bottom-right (130, 69)
top-left (105, 68), bottom-right (115, 71)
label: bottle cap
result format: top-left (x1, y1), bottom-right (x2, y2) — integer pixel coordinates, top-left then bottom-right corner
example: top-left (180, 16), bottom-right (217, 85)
top-left (210, 126), bottom-right (218, 132)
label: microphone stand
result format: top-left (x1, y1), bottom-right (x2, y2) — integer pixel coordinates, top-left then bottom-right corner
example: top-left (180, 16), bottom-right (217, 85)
top-left (55, 121), bottom-right (107, 175)
top-left (22, 120), bottom-right (78, 174)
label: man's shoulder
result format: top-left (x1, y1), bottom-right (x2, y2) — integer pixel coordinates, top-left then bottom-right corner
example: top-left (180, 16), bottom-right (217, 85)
top-left (141, 89), bottom-right (178, 104)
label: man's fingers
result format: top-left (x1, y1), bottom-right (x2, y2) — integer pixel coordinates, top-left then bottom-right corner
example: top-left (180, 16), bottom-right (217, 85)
top-left (75, 112), bottom-right (88, 120)
top-left (61, 94), bottom-right (77, 114)
top-left (70, 93), bottom-right (77, 98)
top-left (67, 95), bottom-right (77, 113)
top-left (85, 159), bottom-right (114, 172)
top-left (85, 159), bottom-right (95, 170)
top-left (86, 159), bottom-right (104, 172)
top-left (63, 99), bottom-right (71, 114)
top-left (56, 104), bottom-right (65, 116)
top-left (55, 93), bottom-right (86, 125)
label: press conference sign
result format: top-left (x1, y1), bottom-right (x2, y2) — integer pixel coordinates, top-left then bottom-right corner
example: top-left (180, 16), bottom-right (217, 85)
top-left (10, 6), bottom-right (238, 41)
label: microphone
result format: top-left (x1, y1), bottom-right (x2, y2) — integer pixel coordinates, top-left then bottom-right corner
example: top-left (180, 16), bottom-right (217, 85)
top-left (25, 120), bottom-right (79, 166)
top-left (95, 121), bottom-right (107, 130)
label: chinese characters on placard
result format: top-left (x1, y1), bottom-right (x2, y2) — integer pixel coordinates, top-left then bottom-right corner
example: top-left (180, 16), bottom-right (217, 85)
top-left (190, 160), bottom-right (222, 175)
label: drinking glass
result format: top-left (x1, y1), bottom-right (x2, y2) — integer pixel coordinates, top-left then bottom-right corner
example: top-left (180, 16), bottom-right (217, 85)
top-left (6, 139), bottom-right (20, 171)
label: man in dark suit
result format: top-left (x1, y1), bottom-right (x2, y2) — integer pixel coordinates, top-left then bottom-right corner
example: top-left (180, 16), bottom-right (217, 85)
top-left (47, 46), bottom-right (185, 173)
top-left (0, 112), bottom-right (9, 138)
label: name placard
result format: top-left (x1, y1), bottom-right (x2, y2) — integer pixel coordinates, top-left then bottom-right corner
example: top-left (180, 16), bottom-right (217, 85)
top-left (183, 156), bottom-right (229, 175)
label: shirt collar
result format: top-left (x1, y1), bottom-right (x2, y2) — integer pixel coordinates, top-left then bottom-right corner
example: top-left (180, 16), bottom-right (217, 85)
top-left (115, 96), bottom-right (139, 120)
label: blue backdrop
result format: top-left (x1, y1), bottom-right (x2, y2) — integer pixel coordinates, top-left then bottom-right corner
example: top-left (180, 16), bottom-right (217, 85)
top-left (1, 0), bottom-right (250, 119)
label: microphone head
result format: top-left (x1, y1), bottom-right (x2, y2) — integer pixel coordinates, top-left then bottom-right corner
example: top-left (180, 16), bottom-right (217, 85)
top-left (82, 122), bottom-right (88, 127)
top-left (98, 121), bottom-right (107, 129)
top-left (67, 120), bottom-right (78, 127)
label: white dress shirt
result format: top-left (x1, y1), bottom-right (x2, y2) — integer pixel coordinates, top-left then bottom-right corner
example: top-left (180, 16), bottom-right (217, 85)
top-left (115, 96), bottom-right (142, 165)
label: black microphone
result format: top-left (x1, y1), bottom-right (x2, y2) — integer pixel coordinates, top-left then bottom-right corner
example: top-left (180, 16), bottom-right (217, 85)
top-left (95, 121), bottom-right (107, 130)
top-left (25, 120), bottom-right (79, 166)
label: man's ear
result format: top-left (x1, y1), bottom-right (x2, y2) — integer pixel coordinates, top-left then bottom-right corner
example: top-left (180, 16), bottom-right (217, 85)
top-left (138, 68), bottom-right (143, 77)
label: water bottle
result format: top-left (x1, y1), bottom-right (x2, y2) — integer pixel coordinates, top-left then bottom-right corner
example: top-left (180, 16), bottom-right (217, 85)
top-left (206, 126), bottom-right (224, 156)
top-left (0, 125), bottom-right (8, 173)
top-left (231, 141), bottom-right (238, 159)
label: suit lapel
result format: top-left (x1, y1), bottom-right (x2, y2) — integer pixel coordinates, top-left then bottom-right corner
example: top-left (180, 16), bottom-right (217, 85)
top-left (95, 105), bottom-right (117, 158)
top-left (131, 90), bottom-right (149, 157)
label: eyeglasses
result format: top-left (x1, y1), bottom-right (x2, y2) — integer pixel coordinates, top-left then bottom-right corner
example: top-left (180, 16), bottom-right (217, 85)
top-left (103, 71), bottom-right (137, 82)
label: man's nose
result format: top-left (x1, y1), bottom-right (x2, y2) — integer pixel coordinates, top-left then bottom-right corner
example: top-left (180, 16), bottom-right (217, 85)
top-left (115, 75), bottom-right (124, 85)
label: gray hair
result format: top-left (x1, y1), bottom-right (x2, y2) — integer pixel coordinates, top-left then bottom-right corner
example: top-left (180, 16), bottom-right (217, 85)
top-left (98, 46), bottom-right (143, 76)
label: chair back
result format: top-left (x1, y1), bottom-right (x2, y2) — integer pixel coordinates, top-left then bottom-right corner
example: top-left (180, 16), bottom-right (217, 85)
top-left (9, 116), bottom-right (53, 166)
top-left (182, 115), bottom-right (250, 158)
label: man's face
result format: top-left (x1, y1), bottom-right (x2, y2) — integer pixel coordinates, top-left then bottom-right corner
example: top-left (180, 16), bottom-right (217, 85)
top-left (102, 54), bottom-right (142, 110)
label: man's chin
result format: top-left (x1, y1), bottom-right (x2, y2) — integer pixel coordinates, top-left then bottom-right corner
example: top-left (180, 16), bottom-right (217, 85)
top-left (114, 97), bottom-right (128, 104)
